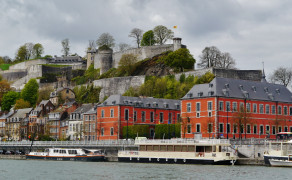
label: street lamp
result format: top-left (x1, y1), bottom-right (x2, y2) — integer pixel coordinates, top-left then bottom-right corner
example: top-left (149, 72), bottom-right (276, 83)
top-left (227, 104), bottom-right (229, 139)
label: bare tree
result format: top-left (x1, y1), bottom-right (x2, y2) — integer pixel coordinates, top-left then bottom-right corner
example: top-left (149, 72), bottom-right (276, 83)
top-left (25, 43), bottom-right (34, 60)
top-left (61, 38), bottom-right (70, 56)
top-left (198, 46), bottom-right (236, 69)
top-left (153, 25), bottom-right (174, 45)
top-left (117, 43), bottom-right (131, 51)
top-left (270, 67), bottom-right (292, 87)
top-left (88, 40), bottom-right (96, 51)
top-left (129, 28), bottom-right (143, 48)
top-left (232, 106), bottom-right (252, 139)
top-left (96, 33), bottom-right (115, 48)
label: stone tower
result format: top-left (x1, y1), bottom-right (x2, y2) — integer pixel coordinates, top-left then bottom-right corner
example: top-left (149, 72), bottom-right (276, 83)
top-left (96, 49), bottom-right (113, 74)
top-left (87, 48), bottom-right (96, 69)
top-left (173, 37), bottom-right (182, 51)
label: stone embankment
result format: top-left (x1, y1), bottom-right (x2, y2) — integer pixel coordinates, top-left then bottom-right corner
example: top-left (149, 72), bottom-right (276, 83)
top-left (0, 155), bottom-right (26, 160)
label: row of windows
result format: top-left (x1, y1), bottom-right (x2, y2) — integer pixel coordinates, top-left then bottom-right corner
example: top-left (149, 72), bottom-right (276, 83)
top-left (100, 127), bottom-right (114, 136)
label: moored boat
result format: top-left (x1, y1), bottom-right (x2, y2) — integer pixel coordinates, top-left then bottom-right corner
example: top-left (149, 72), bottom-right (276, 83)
top-left (26, 148), bottom-right (105, 161)
top-left (118, 138), bottom-right (237, 165)
top-left (269, 154), bottom-right (292, 167)
top-left (264, 140), bottom-right (292, 165)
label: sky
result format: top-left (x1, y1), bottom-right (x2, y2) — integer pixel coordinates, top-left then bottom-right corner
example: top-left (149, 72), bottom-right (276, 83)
top-left (1, 0), bottom-right (292, 77)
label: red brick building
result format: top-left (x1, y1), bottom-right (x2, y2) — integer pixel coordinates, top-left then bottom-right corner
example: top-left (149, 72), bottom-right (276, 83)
top-left (97, 95), bottom-right (181, 140)
top-left (181, 76), bottom-right (292, 139)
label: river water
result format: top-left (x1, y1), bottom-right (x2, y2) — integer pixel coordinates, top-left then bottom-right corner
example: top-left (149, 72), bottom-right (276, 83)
top-left (0, 160), bottom-right (291, 180)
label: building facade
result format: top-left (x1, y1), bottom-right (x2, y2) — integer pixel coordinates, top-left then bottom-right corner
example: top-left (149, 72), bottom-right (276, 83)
top-left (97, 95), bottom-right (181, 140)
top-left (181, 77), bottom-right (292, 139)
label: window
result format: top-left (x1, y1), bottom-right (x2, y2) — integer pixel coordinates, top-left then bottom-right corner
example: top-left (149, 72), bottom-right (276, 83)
top-left (272, 105), bottom-right (276, 114)
top-left (187, 125), bottom-right (191, 134)
top-left (240, 125), bottom-right (244, 134)
top-left (260, 125), bottom-right (264, 135)
top-left (125, 109), bottom-right (129, 120)
top-left (187, 103), bottom-right (191, 112)
top-left (278, 126), bottom-right (282, 133)
top-left (278, 106), bottom-right (282, 115)
top-left (226, 102), bottom-right (230, 111)
top-left (207, 101), bottom-right (212, 111)
top-left (272, 126), bottom-right (276, 135)
top-left (246, 103), bottom-right (251, 112)
top-left (253, 125), bottom-right (257, 134)
top-left (240, 102), bottom-right (244, 110)
top-left (259, 104), bottom-right (264, 114)
top-left (177, 114), bottom-right (180, 122)
top-left (284, 106), bottom-right (288, 115)
top-left (290, 107), bottom-right (292, 116)
top-left (208, 123), bottom-right (213, 133)
top-left (168, 113), bottom-right (172, 124)
top-left (110, 109), bottom-right (114, 117)
top-left (159, 113), bottom-right (163, 123)
top-left (150, 112), bottom-right (154, 123)
top-left (265, 105), bottom-right (270, 114)
top-left (232, 102), bottom-right (237, 112)
top-left (101, 128), bottom-right (104, 136)
top-left (219, 123), bottom-right (224, 133)
top-left (134, 111), bottom-right (137, 122)
top-left (101, 110), bottom-right (104, 118)
top-left (290, 126), bottom-right (292, 132)
top-left (253, 104), bottom-right (257, 113)
top-left (196, 102), bottom-right (201, 111)
top-left (196, 124), bottom-right (201, 133)
top-left (266, 125), bottom-right (270, 134)
top-left (233, 124), bottom-right (237, 133)
top-left (141, 111), bottom-right (146, 122)
top-left (247, 124), bottom-right (251, 134)
top-left (150, 129), bottom-right (155, 137)
top-left (187, 117), bottom-right (190, 123)
top-left (208, 111), bottom-right (212, 117)
top-left (284, 126), bottom-right (288, 132)
top-left (110, 127), bottom-right (114, 136)
top-left (219, 101), bottom-right (224, 111)
top-left (196, 112), bottom-right (200, 118)
top-left (227, 124), bottom-right (230, 133)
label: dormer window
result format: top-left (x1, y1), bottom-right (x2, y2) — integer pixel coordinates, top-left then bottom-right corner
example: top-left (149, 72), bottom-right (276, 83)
top-left (264, 87), bottom-right (269, 93)
top-left (164, 103), bottom-right (169, 108)
top-left (153, 102), bottom-right (158, 108)
top-left (176, 105), bottom-right (180, 109)
top-left (103, 102), bottom-right (107, 105)
top-left (275, 89), bottom-right (280, 94)
top-left (112, 101), bottom-right (116, 105)
top-left (209, 83), bottom-right (213, 88)
top-left (124, 100), bottom-right (128, 104)
top-left (197, 92), bottom-right (203, 97)
top-left (252, 86), bottom-right (256, 92)
top-left (208, 91), bottom-right (214, 96)
top-left (268, 93), bottom-right (274, 100)
top-left (243, 91), bottom-right (249, 98)
top-left (146, 103), bottom-right (151, 107)
top-left (187, 93), bottom-right (193, 98)
top-left (225, 83), bottom-right (229, 88)
top-left (239, 85), bottom-right (243, 90)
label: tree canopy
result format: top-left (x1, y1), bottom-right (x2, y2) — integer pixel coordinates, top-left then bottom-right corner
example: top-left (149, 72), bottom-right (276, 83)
top-left (96, 33), bottom-right (115, 48)
top-left (1, 91), bottom-right (20, 112)
top-left (270, 67), bottom-right (292, 87)
top-left (33, 43), bottom-right (44, 58)
top-left (153, 25), bottom-right (174, 45)
top-left (14, 99), bottom-right (31, 110)
top-left (61, 38), bottom-right (70, 56)
top-left (129, 28), bottom-right (143, 48)
top-left (21, 78), bottom-right (39, 106)
top-left (0, 80), bottom-right (11, 104)
top-left (141, 30), bottom-right (156, 46)
top-left (198, 46), bottom-right (236, 69)
top-left (164, 48), bottom-right (196, 72)
top-left (118, 54), bottom-right (138, 76)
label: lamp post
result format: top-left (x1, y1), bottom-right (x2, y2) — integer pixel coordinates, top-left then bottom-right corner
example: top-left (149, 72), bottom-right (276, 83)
top-left (227, 104), bottom-right (229, 139)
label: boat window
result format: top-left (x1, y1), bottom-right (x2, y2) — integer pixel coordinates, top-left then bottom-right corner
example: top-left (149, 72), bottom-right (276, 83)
top-left (181, 146), bottom-right (187, 152)
top-left (146, 145), bottom-right (153, 151)
top-left (187, 146), bottom-right (195, 152)
top-left (205, 146), bottom-right (212, 153)
top-left (174, 146), bottom-right (181, 152)
top-left (153, 145), bottom-right (159, 151)
top-left (167, 146), bottom-right (174, 152)
top-left (54, 150), bottom-right (59, 153)
top-left (196, 146), bottom-right (204, 152)
top-left (68, 150), bottom-right (77, 154)
top-left (160, 145), bottom-right (166, 151)
top-left (140, 145), bottom-right (146, 151)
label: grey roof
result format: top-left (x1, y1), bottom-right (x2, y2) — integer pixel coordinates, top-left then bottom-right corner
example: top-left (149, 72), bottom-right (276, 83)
top-left (100, 95), bottom-right (181, 110)
top-left (83, 107), bottom-right (96, 115)
top-left (10, 108), bottom-right (33, 119)
top-left (63, 100), bottom-right (76, 107)
top-left (33, 100), bottom-right (51, 112)
top-left (0, 110), bottom-right (14, 119)
top-left (182, 77), bottom-right (292, 103)
top-left (72, 104), bottom-right (93, 114)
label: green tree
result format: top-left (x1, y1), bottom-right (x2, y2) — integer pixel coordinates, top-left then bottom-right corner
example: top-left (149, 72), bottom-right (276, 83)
top-left (164, 48), bottom-right (196, 72)
top-left (21, 79), bottom-right (39, 106)
top-left (15, 45), bottom-right (28, 61)
top-left (85, 64), bottom-right (100, 81)
top-left (153, 25), bottom-right (174, 45)
top-left (118, 54), bottom-right (138, 76)
top-left (141, 30), bottom-right (156, 46)
top-left (1, 91), bottom-right (20, 111)
top-left (0, 80), bottom-right (11, 104)
top-left (14, 99), bottom-right (31, 109)
top-left (33, 43), bottom-right (44, 58)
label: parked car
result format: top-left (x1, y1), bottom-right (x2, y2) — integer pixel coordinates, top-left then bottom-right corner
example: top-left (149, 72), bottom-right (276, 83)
top-left (15, 150), bottom-right (24, 155)
top-left (0, 150), bottom-right (4, 154)
top-left (5, 151), bottom-right (12, 155)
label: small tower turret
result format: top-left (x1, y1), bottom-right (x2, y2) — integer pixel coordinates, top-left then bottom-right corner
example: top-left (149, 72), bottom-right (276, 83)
top-left (173, 37), bottom-right (182, 51)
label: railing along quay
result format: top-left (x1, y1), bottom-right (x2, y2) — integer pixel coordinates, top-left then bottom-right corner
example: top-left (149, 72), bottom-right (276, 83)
top-left (0, 140), bottom-right (136, 148)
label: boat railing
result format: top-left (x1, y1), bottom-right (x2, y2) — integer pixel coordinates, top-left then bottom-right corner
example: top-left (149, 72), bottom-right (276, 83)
top-left (135, 139), bottom-right (230, 145)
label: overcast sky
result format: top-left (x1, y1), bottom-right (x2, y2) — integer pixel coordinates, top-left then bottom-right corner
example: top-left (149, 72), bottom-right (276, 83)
top-left (1, 0), bottom-right (292, 77)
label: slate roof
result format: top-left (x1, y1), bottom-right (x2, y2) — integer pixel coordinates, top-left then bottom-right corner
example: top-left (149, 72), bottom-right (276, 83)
top-left (182, 77), bottom-right (292, 103)
top-left (9, 108), bottom-right (33, 119)
top-left (100, 95), bottom-right (181, 110)
top-left (0, 110), bottom-right (14, 119)
top-left (33, 100), bottom-right (51, 112)
top-left (72, 104), bottom-right (93, 114)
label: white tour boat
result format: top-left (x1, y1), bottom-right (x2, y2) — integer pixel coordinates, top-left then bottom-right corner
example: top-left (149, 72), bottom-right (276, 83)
top-left (118, 138), bottom-right (237, 165)
top-left (269, 154), bottom-right (292, 167)
top-left (26, 148), bottom-right (105, 161)
top-left (264, 140), bottom-right (292, 165)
